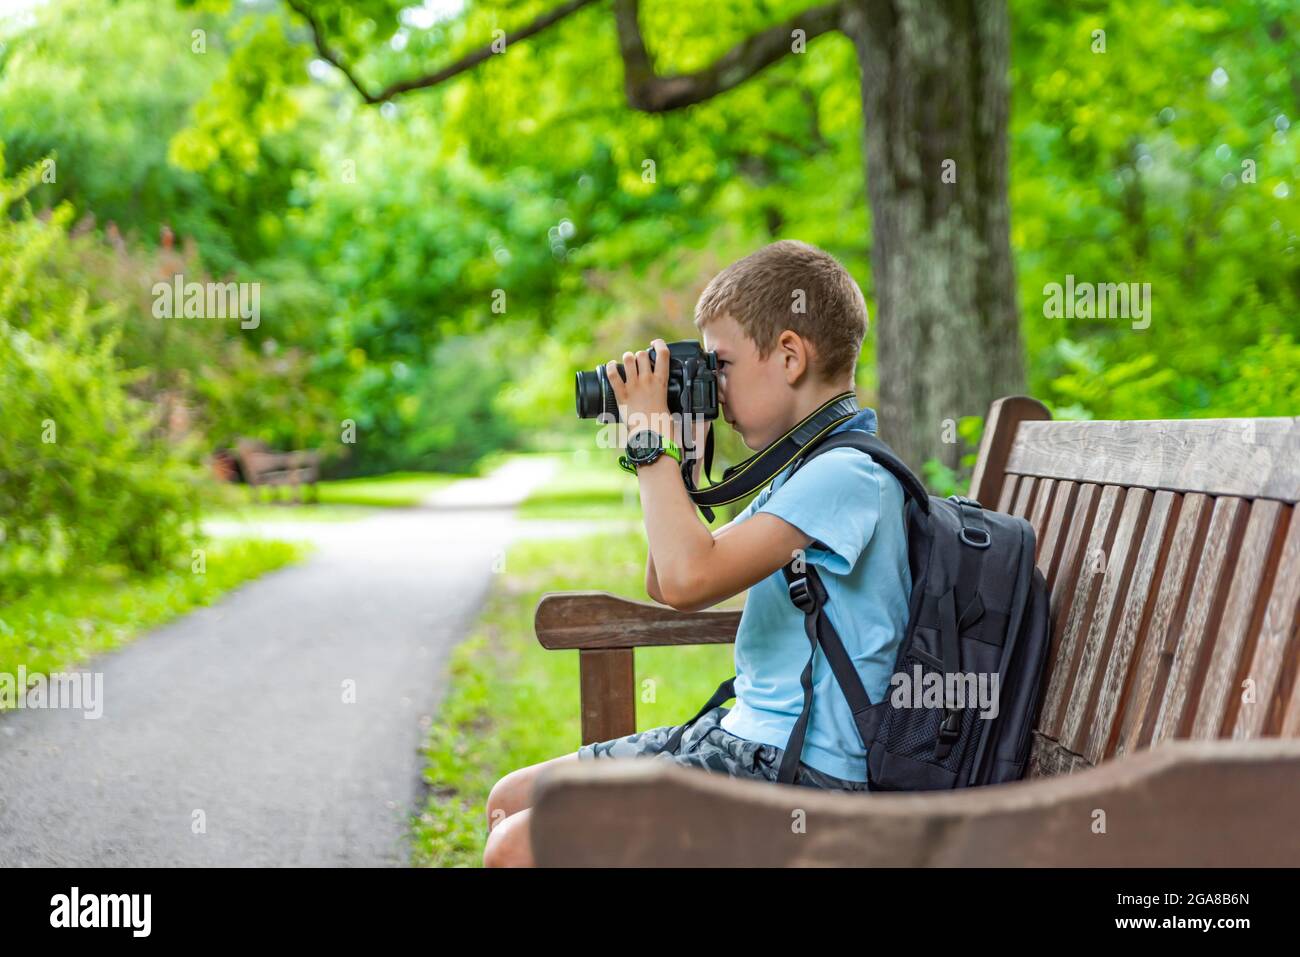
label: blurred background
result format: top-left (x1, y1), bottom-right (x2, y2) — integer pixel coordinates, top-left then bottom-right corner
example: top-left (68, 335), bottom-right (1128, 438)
top-left (0, 0), bottom-right (1295, 865)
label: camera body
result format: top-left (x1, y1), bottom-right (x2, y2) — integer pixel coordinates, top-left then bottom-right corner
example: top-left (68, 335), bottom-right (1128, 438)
top-left (575, 339), bottom-right (719, 423)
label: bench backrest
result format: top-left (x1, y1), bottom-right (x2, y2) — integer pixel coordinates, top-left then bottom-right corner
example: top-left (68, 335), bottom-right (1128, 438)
top-left (968, 397), bottom-right (1300, 778)
top-left (234, 438), bottom-right (320, 484)
top-left (235, 439), bottom-right (280, 482)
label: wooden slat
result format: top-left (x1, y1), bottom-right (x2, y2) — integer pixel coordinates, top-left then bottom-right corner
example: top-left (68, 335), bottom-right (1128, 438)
top-left (535, 592), bottom-right (740, 650)
top-left (1040, 485), bottom-right (1124, 738)
top-left (1283, 679), bottom-right (1300, 737)
top-left (1045, 483), bottom-right (1099, 637)
top-left (996, 473), bottom-right (1020, 514)
top-left (968, 395), bottom-right (1053, 508)
top-left (1233, 505), bottom-right (1300, 738)
top-left (1026, 732), bottom-right (1089, 779)
top-left (1036, 480), bottom-right (1078, 589)
top-left (1115, 493), bottom-right (1213, 757)
top-left (1060, 487), bottom-right (1153, 754)
top-left (1282, 597), bottom-right (1300, 732)
top-left (1011, 476), bottom-right (1038, 519)
top-left (1084, 490), bottom-right (1179, 764)
top-left (532, 738), bottom-right (1300, 867)
top-left (1191, 500), bottom-right (1286, 739)
top-left (579, 649), bottom-right (635, 745)
top-left (1006, 416), bottom-right (1300, 502)
top-left (1150, 497), bottom-right (1250, 744)
top-left (1028, 478), bottom-right (1057, 542)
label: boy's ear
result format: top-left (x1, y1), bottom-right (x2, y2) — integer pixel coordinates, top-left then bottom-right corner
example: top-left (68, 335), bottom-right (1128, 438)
top-left (777, 329), bottom-right (814, 385)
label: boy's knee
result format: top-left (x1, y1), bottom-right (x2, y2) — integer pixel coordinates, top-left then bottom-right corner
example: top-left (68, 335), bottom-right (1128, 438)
top-left (485, 772), bottom-right (518, 830)
top-left (486, 754), bottom-right (579, 829)
top-left (482, 811), bottom-right (532, 868)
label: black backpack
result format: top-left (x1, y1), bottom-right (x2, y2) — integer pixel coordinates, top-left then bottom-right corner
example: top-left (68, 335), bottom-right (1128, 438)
top-left (662, 429), bottom-right (1052, 792)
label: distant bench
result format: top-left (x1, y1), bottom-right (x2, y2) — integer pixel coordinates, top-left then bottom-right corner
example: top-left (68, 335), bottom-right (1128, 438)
top-left (527, 395), bottom-right (1300, 866)
top-left (235, 438), bottom-right (321, 504)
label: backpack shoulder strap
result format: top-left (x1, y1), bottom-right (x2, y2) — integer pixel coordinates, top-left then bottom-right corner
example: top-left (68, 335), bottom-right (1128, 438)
top-left (771, 429), bottom-right (928, 785)
top-left (789, 430), bottom-right (931, 514)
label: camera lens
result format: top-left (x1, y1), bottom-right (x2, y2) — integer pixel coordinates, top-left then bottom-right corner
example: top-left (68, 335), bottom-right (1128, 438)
top-left (575, 367), bottom-right (619, 420)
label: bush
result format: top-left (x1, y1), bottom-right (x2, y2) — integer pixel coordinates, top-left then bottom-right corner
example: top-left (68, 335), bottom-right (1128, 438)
top-left (330, 329), bottom-right (522, 477)
top-left (0, 156), bottom-right (199, 592)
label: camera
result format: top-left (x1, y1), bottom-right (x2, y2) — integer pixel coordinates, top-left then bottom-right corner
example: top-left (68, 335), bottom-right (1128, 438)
top-left (574, 339), bottom-right (719, 422)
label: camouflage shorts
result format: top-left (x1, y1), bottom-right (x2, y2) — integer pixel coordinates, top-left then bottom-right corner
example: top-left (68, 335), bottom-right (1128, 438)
top-left (577, 704), bottom-right (871, 792)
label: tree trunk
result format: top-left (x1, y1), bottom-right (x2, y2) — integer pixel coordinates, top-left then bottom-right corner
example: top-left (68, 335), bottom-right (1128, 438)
top-left (843, 0), bottom-right (1024, 471)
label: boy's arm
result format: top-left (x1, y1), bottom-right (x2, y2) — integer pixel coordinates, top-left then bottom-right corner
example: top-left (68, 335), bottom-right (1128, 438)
top-left (645, 549), bottom-right (665, 604)
top-left (645, 510), bottom-right (744, 605)
top-left (644, 429), bottom-right (712, 605)
top-left (638, 460), bottom-right (811, 611)
top-left (611, 338), bottom-right (813, 612)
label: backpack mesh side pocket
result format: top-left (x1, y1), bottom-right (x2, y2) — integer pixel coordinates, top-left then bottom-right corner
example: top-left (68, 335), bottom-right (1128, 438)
top-left (870, 652), bottom-right (982, 790)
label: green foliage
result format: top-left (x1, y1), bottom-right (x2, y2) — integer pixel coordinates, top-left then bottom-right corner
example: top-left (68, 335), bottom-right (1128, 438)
top-left (1, 0), bottom-right (347, 459)
top-left (0, 156), bottom-right (201, 589)
top-left (0, 0), bottom-right (257, 270)
top-left (1011, 0), bottom-right (1299, 420)
top-left (2, 0), bottom-right (1293, 494)
top-left (395, 334), bottom-right (523, 473)
top-left (920, 415), bottom-right (985, 498)
top-left (1205, 332), bottom-right (1300, 416)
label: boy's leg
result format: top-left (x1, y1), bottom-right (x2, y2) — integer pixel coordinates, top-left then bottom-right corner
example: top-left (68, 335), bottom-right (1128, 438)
top-left (485, 753), bottom-right (579, 832)
top-left (482, 807), bottom-right (534, 868)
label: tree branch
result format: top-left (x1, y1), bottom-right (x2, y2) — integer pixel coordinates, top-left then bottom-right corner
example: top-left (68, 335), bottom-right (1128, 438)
top-left (284, 0), bottom-right (845, 112)
top-left (285, 0), bottom-right (382, 103)
top-left (285, 0), bottom-right (604, 104)
top-left (613, 0), bottom-right (845, 113)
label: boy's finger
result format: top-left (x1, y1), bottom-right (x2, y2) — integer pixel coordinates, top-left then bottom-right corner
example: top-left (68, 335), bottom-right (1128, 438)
top-left (652, 339), bottom-right (669, 382)
top-left (605, 359), bottom-right (626, 401)
top-left (623, 350), bottom-right (638, 382)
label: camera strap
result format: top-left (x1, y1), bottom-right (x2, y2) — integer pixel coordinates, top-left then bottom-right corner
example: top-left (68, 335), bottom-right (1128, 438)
top-left (680, 391), bottom-right (860, 522)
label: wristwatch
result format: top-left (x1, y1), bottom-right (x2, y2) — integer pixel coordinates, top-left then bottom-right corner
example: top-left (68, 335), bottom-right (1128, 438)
top-left (618, 429), bottom-right (682, 474)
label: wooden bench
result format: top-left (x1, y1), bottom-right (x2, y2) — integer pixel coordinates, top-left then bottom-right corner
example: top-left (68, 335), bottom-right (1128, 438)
top-left (235, 438), bottom-right (321, 504)
top-left (528, 396), bottom-right (1300, 866)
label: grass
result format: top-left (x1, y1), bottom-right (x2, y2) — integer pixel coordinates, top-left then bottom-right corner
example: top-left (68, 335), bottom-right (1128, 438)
top-left (315, 471), bottom-right (470, 507)
top-left (0, 538), bottom-right (308, 699)
top-left (203, 503), bottom-right (383, 525)
top-left (514, 448), bottom-right (642, 522)
top-left (203, 451), bottom-right (658, 524)
top-left (200, 470), bottom-right (472, 517)
top-left (206, 455), bottom-right (603, 526)
top-left (409, 531), bottom-right (742, 867)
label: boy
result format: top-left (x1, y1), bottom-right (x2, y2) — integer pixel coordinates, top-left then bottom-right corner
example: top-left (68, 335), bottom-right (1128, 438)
top-left (483, 240), bottom-right (911, 867)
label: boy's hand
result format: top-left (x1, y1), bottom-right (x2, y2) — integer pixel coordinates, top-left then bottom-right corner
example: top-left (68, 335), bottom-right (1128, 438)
top-left (606, 338), bottom-right (672, 441)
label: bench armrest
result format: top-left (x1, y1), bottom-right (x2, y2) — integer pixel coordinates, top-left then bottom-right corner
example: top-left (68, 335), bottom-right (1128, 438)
top-left (534, 590), bottom-right (740, 650)
top-left (534, 591), bottom-right (741, 747)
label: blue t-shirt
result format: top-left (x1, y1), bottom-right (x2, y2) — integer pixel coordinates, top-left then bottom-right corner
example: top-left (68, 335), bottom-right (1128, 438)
top-left (718, 407), bottom-right (911, 783)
